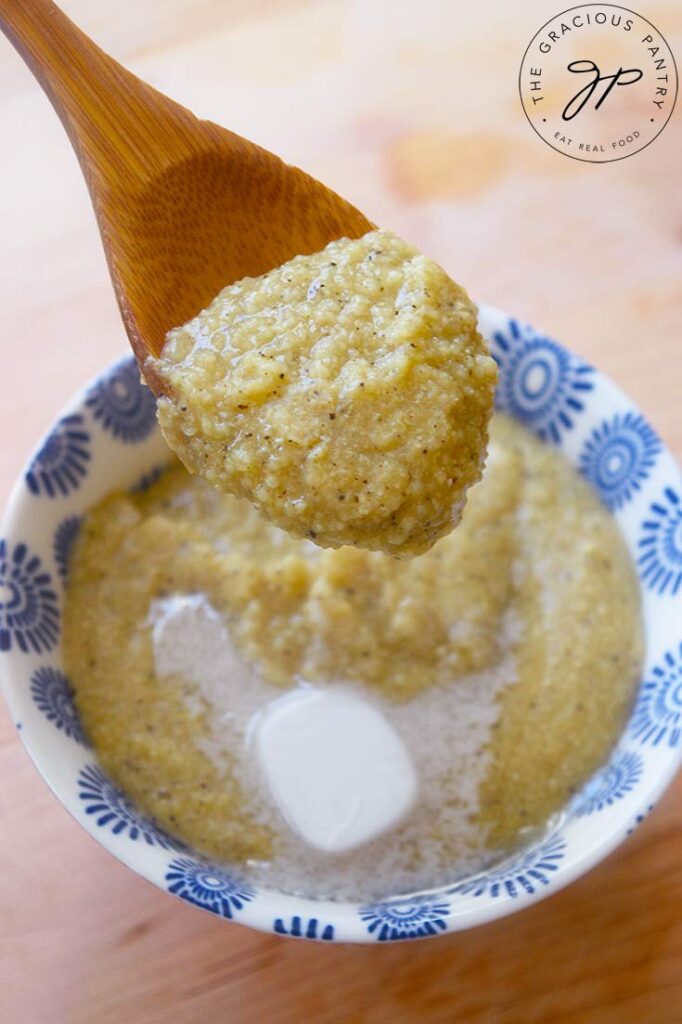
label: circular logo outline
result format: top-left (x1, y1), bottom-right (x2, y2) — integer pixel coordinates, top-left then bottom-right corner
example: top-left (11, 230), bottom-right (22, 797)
top-left (519, 3), bottom-right (678, 163)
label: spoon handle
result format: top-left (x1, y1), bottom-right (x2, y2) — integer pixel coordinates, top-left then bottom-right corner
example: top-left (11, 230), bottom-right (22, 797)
top-left (1, 0), bottom-right (373, 378)
top-left (0, 0), bottom-right (193, 189)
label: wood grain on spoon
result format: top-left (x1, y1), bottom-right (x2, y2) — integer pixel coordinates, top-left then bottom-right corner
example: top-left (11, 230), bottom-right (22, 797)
top-left (0, 0), bottom-right (373, 393)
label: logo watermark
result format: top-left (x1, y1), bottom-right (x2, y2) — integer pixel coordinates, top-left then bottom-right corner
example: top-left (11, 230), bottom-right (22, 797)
top-left (519, 4), bottom-right (677, 162)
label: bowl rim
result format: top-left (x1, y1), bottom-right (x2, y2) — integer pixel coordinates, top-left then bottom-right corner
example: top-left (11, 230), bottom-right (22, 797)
top-left (2, 303), bottom-right (681, 943)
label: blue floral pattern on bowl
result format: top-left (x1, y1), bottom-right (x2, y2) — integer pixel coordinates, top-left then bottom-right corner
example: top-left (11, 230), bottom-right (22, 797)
top-left (360, 896), bottom-right (451, 941)
top-left (628, 645), bottom-right (682, 749)
top-left (491, 318), bottom-right (594, 443)
top-left (53, 515), bottom-right (82, 583)
top-left (2, 306), bottom-right (681, 942)
top-left (166, 857), bottom-right (255, 918)
top-left (579, 412), bottom-right (661, 510)
top-left (448, 832), bottom-right (566, 899)
top-left (78, 765), bottom-right (181, 849)
top-left (0, 540), bottom-right (59, 653)
top-left (130, 464), bottom-right (168, 493)
top-left (627, 803), bottom-right (655, 835)
top-left (638, 486), bottom-right (682, 596)
top-left (30, 666), bottom-right (89, 747)
top-left (86, 356), bottom-right (157, 443)
top-left (570, 749), bottom-right (643, 815)
top-left (273, 916), bottom-right (335, 940)
top-left (25, 414), bottom-right (90, 498)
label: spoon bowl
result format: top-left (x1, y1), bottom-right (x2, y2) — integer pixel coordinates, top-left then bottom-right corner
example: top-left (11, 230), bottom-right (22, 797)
top-left (0, 0), bottom-right (373, 391)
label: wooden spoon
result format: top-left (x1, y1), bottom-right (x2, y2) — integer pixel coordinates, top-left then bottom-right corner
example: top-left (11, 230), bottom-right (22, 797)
top-left (0, 0), bottom-right (373, 393)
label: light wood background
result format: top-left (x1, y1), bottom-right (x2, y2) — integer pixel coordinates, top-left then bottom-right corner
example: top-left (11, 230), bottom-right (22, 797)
top-left (1, 2), bottom-right (681, 1021)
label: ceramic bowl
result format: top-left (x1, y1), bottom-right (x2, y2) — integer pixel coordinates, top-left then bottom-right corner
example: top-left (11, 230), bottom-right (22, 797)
top-left (2, 304), bottom-right (681, 942)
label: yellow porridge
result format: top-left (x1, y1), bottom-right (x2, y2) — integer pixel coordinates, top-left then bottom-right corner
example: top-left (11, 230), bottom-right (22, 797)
top-left (154, 229), bottom-right (497, 558)
top-left (63, 415), bottom-right (642, 899)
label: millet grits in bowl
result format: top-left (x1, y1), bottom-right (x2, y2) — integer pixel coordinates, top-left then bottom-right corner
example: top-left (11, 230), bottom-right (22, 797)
top-left (1, 301), bottom-right (680, 942)
top-left (62, 412), bottom-right (641, 899)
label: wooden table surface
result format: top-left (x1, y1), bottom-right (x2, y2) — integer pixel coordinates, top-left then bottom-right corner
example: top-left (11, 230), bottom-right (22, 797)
top-left (1, 2), bottom-right (681, 1021)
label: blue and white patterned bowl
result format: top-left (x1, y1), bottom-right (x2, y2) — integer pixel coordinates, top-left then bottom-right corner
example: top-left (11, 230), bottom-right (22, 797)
top-left (1, 305), bottom-right (681, 942)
